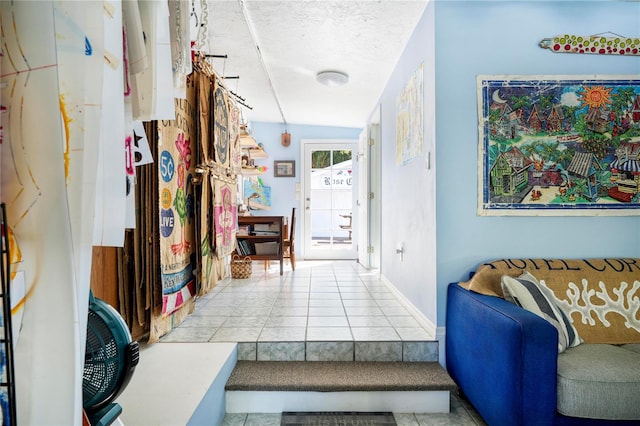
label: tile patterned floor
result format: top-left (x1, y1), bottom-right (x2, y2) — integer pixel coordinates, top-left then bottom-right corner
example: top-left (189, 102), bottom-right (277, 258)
top-left (160, 260), bottom-right (438, 362)
top-left (159, 259), bottom-right (486, 425)
top-left (222, 393), bottom-right (487, 425)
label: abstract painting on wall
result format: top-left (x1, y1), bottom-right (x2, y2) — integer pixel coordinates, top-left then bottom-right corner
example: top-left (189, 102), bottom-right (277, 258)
top-left (477, 75), bottom-right (640, 216)
top-left (396, 63), bottom-right (423, 166)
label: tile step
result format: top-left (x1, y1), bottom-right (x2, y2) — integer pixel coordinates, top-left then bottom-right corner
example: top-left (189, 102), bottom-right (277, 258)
top-left (237, 339), bottom-right (439, 362)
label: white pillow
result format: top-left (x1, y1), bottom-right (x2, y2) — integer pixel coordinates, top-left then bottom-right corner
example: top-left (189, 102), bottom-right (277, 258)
top-left (501, 271), bottom-right (582, 353)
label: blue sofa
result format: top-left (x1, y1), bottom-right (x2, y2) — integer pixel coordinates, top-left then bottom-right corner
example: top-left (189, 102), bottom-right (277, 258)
top-left (446, 281), bottom-right (640, 426)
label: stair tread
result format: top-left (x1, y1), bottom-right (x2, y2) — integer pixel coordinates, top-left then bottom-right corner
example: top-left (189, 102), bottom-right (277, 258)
top-left (225, 361), bottom-right (457, 392)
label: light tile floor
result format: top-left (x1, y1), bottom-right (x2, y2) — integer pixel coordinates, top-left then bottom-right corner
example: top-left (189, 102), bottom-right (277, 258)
top-left (221, 393), bottom-right (486, 425)
top-left (161, 260), bottom-right (434, 346)
top-left (159, 259), bottom-right (486, 425)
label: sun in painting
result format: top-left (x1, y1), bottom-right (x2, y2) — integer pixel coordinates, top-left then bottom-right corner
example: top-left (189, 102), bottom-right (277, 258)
top-left (578, 85), bottom-right (613, 109)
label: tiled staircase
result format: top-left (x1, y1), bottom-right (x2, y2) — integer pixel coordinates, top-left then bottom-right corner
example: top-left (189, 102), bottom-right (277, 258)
top-left (224, 339), bottom-right (456, 415)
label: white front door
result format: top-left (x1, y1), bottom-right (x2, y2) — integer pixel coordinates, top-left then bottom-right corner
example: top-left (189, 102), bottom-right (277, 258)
top-left (302, 140), bottom-right (358, 260)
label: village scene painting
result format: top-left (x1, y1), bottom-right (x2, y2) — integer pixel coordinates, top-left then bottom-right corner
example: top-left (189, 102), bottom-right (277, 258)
top-left (478, 76), bottom-right (640, 215)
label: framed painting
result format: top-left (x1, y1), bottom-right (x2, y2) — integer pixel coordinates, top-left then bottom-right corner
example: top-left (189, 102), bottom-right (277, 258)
top-left (274, 160), bottom-right (296, 177)
top-left (478, 75), bottom-right (640, 216)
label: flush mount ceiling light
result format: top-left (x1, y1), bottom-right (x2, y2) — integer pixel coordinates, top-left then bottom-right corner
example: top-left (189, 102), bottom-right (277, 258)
top-left (316, 70), bottom-right (349, 87)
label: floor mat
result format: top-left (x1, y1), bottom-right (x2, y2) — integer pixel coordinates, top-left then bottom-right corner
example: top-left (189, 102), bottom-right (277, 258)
top-left (281, 411), bottom-right (397, 425)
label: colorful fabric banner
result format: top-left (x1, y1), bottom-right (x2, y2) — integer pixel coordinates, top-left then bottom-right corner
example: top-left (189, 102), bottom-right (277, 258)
top-left (213, 179), bottom-right (237, 258)
top-left (157, 74), bottom-right (196, 315)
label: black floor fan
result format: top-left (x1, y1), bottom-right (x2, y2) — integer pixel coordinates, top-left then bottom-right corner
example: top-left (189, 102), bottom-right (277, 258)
top-left (83, 292), bottom-right (139, 426)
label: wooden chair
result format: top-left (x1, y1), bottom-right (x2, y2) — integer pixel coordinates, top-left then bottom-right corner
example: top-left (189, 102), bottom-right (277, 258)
top-left (263, 208), bottom-right (296, 271)
top-left (284, 208), bottom-right (296, 270)
top-left (339, 213), bottom-right (352, 240)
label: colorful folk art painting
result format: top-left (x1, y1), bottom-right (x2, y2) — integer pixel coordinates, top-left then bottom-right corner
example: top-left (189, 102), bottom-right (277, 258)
top-left (244, 179), bottom-right (272, 210)
top-left (157, 76), bottom-right (196, 315)
top-left (213, 180), bottom-right (237, 258)
top-left (478, 75), bottom-right (640, 216)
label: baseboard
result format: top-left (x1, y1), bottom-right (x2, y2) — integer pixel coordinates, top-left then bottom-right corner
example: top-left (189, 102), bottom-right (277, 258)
top-left (380, 274), bottom-right (437, 339)
top-left (436, 326), bottom-right (446, 367)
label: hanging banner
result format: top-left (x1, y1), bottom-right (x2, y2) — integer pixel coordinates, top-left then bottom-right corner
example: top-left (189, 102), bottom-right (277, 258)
top-left (198, 72), bottom-right (212, 163)
top-left (213, 179), bottom-right (237, 258)
top-left (157, 74), bottom-right (196, 315)
top-left (212, 76), bottom-right (231, 168)
top-left (195, 71), bottom-right (217, 293)
top-left (94, 0), bottom-right (126, 246)
top-left (229, 101), bottom-right (242, 175)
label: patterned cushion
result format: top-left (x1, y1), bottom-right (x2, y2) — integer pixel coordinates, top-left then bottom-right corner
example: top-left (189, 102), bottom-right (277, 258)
top-left (501, 271), bottom-right (582, 353)
top-left (461, 258), bottom-right (640, 344)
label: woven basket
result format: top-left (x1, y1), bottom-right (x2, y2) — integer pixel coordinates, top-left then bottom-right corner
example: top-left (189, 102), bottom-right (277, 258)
top-left (230, 254), bottom-right (252, 279)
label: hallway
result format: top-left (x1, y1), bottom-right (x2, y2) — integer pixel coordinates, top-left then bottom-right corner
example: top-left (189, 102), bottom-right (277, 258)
top-left (160, 260), bottom-right (436, 361)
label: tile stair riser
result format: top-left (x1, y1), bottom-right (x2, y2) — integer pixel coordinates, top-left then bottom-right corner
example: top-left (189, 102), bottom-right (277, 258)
top-left (237, 340), bottom-right (439, 362)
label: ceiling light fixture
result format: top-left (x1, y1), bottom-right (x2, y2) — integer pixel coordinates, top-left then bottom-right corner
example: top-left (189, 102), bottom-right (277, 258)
top-left (316, 70), bottom-right (350, 87)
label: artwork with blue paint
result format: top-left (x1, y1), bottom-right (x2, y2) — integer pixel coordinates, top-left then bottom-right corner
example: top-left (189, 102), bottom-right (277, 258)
top-left (478, 75), bottom-right (640, 216)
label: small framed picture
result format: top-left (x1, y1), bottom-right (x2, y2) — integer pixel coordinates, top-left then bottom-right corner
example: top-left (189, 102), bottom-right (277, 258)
top-left (274, 160), bottom-right (295, 177)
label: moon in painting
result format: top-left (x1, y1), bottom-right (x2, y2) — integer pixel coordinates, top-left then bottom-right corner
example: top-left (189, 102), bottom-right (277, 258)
top-left (492, 89), bottom-right (507, 104)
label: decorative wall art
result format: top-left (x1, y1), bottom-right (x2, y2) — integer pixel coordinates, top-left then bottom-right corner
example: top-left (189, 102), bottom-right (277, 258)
top-left (540, 33), bottom-right (640, 56)
top-left (244, 179), bottom-right (272, 210)
top-left (274, 160), bottom-right (296, 177)
top-left (157, 75), bottom-right (196, 314)
top-left (213, 76), bottom-right (230, 168)
top-left (396, 63), bottom-right (424, 165)
top-left (478, 75), bottom-right (640, 216)
top-left (213, 180), bottom-right (237, 258)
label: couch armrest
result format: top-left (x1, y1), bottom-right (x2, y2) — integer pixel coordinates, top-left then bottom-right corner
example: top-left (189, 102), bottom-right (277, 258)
top-left (446, 282), bottom-right (558, 426)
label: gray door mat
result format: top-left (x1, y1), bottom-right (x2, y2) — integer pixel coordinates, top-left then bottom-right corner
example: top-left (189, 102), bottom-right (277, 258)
top-left (281, 411), bottom-right (397, 425)
top-left (226, 361), bottom-right (457, 392)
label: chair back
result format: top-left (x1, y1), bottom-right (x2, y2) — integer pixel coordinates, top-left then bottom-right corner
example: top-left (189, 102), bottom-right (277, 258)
top-left (289, 208), bottom-right (296, 242)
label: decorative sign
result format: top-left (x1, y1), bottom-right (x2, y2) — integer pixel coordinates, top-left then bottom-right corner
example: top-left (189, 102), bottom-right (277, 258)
top-left (478, 75), bottom-right (640, 216)
top-left (540, 34), bottom-right (640, 56)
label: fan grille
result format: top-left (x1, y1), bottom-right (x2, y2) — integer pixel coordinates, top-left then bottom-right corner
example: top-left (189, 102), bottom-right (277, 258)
top-left (83, 309), bottom-right (122, 409)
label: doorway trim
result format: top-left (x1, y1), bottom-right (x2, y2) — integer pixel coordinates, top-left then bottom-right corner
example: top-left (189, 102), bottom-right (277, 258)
top-left (300, 139), bottom-right (358, 260)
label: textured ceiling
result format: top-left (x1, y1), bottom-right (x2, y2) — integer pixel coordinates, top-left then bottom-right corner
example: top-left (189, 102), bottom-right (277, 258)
top-left (203, 1), bottom-right (428, 128)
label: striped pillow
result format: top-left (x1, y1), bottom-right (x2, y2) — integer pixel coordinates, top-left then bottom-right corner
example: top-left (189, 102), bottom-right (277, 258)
top-left (501, 271), bottom-right (582, 353)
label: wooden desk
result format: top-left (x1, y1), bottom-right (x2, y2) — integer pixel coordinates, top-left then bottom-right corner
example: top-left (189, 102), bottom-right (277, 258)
top-left (236, 215), bottom-right (285, 275)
